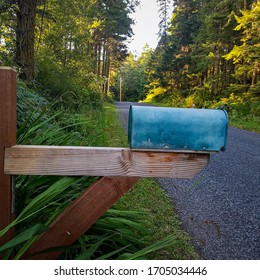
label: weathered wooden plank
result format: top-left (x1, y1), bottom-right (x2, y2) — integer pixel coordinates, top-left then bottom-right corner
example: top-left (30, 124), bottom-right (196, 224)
top-left (5, 145), bottom-right (209, 178)
top-left (0, 67), bottom-right (16, 247)
top-left (24, 176), bottom-right (139, 260)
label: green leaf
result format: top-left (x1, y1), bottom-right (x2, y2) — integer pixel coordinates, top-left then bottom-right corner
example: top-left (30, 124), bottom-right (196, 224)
top-left (16, 177), bottom-right (76, 222)
top-left (0, 224), bottom-right (48, 253)
top-left (118, 235), bottom-right (178, 260)
top-left (96, 246), bottom-right (130, 260)
top-left (0, 177), bottom-right (76, 238)
top-left (75, 240), bottom-right (104, 260)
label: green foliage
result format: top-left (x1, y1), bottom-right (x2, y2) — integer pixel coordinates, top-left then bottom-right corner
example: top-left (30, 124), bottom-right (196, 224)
top-left (0, 0), bottom-right (139, 102)
top-left (141, 0), bottom-right (259, 131)
top-left (112, 49), bottom-right (152, 101)
top-left (213, 93), bottom-right (260, 132)
top-left (116, 177), bottom-right (198, 259)
top-left (224, 2), bottom-right (260, 85)
top-left (0, 224), bottom-right (48, 258)
top-left (17, 80), bottom-right (48, 126)
top-left (68, 210), bottom-right (150, 260)
top-left (0, 82), bottom-right (95, 258)
top-left (35, 48), bottom-right (104, 111)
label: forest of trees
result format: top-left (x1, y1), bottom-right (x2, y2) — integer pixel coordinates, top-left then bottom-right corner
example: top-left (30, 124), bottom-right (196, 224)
top-left (0, 0), bottom-right (139, 105)
top-left (148, 0), bottom-right (259, 105)
top-left (115, 0), bottom-right (259, 125)
top-left (0, 0), bottom-right (259, 117)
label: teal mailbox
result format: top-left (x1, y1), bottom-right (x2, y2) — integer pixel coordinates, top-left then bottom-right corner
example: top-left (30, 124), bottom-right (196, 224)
top-left (128, 106), bottom-right (228, 152)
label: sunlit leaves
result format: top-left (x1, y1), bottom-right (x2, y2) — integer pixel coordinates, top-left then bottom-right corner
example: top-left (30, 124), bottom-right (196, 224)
top-left (224, 2), bottom-right (260, 84)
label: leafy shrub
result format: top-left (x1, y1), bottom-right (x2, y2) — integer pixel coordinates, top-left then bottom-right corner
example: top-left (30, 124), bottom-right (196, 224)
top-left (17, 80), bottom-right (48, 127)
top-left (36, 49), bottom-right (103, 111)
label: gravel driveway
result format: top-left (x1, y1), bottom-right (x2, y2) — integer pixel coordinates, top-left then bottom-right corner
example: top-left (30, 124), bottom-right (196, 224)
top-left (115, 101), bottom-right (260, 260)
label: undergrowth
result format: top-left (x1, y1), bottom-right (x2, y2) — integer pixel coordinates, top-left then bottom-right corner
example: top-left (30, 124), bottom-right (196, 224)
top-left (144, 90), bottom-right (260, 133)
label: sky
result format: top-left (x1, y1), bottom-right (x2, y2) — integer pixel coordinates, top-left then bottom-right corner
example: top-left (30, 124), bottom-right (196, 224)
top-left (127, 0), bottom-right (160, 56)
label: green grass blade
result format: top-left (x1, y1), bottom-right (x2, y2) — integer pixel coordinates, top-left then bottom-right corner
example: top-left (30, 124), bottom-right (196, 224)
top-left (0, 177), bottom-right (77, 238)
top-left (118, 235), bottom-right (178, 260)
top-left (96, 246), bottom-right (130, 260)
top-left (0, 224), bottom-right (48, 253)
top-left (16, 177), bottom-right (76, 221)
top-left (75, 240), bottom-right (104, 260)
top-left (14, 235), bottom-right (40, 260)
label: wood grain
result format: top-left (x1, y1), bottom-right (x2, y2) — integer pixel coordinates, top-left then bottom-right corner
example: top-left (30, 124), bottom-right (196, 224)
top-left (0, 67), bottom-right (16, 247)
top-left (5, 145), bottom-right (209, 178)
top-left (24, 176), bottom-right (139, 260)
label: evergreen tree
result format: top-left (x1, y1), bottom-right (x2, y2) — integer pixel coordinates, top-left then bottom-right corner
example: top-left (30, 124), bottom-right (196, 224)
top-left (146, 0), bottom-right (257, 106)
top-left (157, 0), bottom-right (172, 46)
top-left (224, 1), bottom-right (260, 93)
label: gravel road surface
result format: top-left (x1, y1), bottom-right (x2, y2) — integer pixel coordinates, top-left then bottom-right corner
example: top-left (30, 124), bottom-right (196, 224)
top-left (115, 101), bottom-right (260, 260)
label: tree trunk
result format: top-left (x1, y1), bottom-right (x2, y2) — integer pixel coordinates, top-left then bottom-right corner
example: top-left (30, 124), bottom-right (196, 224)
top-left (104, 49), bottom-right (111, 98)
top-left (244, 0), bottom-right (247, 10)
top-left (102, 41), bottom-right (106, 77)
top-left (93, 43), bottom-right (98, 74)
top-left (15, 0), bottom-right (37, 82)
top-left (97, 43), bottom-right (101, 76)
top-left (251, 68), bottom-right (257, 85)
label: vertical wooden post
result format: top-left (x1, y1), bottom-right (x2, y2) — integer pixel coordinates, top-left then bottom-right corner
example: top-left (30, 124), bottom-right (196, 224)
top-left (0, 67), bottom-right (16, 247)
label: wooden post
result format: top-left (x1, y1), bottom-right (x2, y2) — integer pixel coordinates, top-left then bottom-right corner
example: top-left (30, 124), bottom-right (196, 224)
top-left (24, 176), bottom-right (139, 260)
top-left (0, 67), bottom-right (16, 247)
